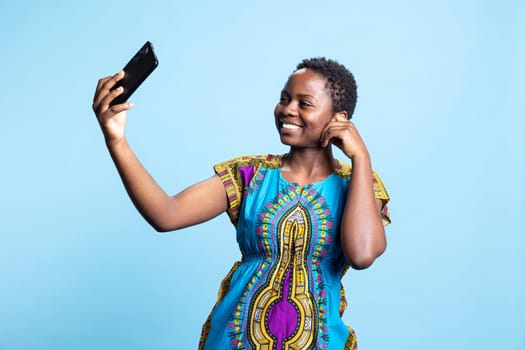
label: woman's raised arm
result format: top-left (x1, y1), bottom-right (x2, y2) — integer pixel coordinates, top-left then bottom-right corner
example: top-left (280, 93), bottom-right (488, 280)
top-left (93, 72), bottom-right (228, 232)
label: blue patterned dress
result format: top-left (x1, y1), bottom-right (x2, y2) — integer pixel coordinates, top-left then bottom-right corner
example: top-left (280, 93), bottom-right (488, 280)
top-left (199, 155), bottom-right (390, 350)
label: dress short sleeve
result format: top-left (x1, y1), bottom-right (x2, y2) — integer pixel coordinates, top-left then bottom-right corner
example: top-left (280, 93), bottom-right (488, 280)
top-left (213, 155), bottom-right (281, 226)
top-left (335, 160), bottom-right (391, 226)
top-left (372, 171), bottom-right (391, 226)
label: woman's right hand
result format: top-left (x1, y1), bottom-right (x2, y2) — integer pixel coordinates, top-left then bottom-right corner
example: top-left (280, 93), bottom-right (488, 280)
top-left (92, 71), bottom-right (133, 145)
top-left (91, 71), bottom-right (229, 233)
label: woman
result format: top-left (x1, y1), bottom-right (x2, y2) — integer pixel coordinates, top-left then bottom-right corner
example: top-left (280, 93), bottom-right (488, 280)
top-left (92, 57), bottom-right (390, 349)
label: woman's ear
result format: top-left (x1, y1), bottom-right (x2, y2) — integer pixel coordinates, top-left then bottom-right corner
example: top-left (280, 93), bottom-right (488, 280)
top-left (333, 111), bottom-right (349, 120)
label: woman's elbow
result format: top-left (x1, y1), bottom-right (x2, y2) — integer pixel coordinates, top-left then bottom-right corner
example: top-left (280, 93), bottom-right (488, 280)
top-left (347, 256), bottom-right (376, 270)
top-left (345, 243), bottom-right (387, 270)
top-left (347, 254), bottom-right (376, 270)
top-left (153, 224), bottom-right (172, 233)
top-left (148, 218), bottom-right (179, 233)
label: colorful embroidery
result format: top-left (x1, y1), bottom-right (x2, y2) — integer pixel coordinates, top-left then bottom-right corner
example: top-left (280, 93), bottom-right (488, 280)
top-left (248, 203), bottom-right (318, 349)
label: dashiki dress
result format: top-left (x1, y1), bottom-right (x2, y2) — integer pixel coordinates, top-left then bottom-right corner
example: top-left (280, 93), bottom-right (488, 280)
top-left (199, 154), bottom-right (390, 350)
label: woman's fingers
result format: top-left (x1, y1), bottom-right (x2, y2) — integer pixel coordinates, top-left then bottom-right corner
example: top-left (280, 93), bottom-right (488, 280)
top-left (98, 86), bottom-right (125, 114)
top-left (321, 119), bottom-right (353, 146)
top-left (107, 101), bottom-right (133, 116)
top-left (321, 118), bottom-right (367, 158)
top-left (93, 76), bottom-right (111, 99)
top-left (96, 100), bottom-right (133, 129)
top-left (92, 71), bottom-right (125, 113)
top-left (321, 125), bottom-right (349, 147)
top-left (92, 77), bottom-right (111, 112)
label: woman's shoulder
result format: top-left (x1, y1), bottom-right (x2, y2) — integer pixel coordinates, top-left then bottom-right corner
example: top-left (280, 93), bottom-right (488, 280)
top-left (333, 158), bottom-right (353, 179)
top-left (334, 158), bottom-right (388, 187)
top-left (333, 158), bottom-right (390, 202)
top-left (214, 154), bottom-right (284, 170)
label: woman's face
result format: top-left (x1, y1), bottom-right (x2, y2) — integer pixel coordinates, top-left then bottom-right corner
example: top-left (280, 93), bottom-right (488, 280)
top-left (274, 68), bottom-right (334, 149)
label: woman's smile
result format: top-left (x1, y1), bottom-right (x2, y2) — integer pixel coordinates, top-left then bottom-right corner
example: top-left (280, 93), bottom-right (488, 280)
top-left (279, 118), bottom-right (303, 132)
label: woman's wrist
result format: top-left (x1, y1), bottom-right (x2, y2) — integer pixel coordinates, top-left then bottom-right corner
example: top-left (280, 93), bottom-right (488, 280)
top-left (349, 149), bottom-right (371, 165)
top-left (106, 136), bottom-right (128, 153)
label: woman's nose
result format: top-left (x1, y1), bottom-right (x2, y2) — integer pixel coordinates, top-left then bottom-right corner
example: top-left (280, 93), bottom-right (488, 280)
top-left (282, 100), bottom-right (298, 116)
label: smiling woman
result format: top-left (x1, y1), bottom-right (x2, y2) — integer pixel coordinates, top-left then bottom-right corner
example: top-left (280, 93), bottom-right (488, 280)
top-left (92, 57), bottom-right (390, 349)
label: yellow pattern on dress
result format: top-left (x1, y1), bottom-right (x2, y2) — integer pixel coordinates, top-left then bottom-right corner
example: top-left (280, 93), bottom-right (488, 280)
top-left (248, 203), bottom-right (317, 349)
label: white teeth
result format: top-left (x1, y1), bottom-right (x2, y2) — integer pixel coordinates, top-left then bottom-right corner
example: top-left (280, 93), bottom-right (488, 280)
top-left (282, 123), bottom-right (301, 130)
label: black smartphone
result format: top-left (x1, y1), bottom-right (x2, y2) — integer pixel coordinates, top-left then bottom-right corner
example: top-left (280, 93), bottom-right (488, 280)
top-left (110, 41), bottom-right (159, 106)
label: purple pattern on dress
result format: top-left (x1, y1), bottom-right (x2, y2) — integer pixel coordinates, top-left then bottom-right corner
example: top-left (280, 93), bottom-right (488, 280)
top-left (239, 165), bottom-right (255, 188)
top-left (267, 268), bottom-right (298, 348)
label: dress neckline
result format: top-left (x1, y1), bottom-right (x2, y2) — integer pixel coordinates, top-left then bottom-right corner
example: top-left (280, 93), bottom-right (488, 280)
top-left (277, 159), bottom-right (341, 190)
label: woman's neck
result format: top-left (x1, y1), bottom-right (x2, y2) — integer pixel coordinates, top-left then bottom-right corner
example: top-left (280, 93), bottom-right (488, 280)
top-left (281, 147), bottom-right (337, 186)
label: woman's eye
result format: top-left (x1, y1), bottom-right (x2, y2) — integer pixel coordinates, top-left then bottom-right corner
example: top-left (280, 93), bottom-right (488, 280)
top-left (300, 101), bottom-right (313, 108)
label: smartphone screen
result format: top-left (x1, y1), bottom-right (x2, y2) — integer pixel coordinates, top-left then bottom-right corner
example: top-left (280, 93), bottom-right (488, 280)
top-left (110, 41), bottom-right (159, 106)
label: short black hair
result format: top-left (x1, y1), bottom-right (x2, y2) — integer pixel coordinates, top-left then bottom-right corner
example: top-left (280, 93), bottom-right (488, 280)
top-left (295, 57), bottom-right (357, 119)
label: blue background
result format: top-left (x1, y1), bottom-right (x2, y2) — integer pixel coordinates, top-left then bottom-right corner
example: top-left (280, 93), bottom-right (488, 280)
top-left (1, 1), bottom-right (523, 349)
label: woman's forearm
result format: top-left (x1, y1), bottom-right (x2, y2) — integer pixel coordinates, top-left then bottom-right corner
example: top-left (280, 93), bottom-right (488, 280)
top-left (106, 138), bottom-right (176, 231)
top-left (106, 138), bottom-right (228, 232)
